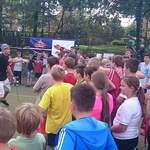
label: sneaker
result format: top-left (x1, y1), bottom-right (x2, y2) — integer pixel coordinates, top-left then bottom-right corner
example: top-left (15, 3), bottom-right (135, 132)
top-left (1, 100), bottom-right (9, 106)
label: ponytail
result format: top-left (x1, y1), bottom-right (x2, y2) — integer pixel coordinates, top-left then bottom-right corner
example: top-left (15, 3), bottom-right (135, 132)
top-left (136, 87), bottom-right (146, 115)
top-left (100, 90), bottom-right (110, 126)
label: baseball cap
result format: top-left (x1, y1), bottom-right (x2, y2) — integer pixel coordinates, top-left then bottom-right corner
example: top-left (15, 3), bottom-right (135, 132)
top-left (1, 43), bottom-right (10, 50)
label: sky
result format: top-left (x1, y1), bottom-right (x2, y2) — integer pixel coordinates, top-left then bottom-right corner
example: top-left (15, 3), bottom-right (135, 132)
top-left (120, 17), bottom-right (135, 27)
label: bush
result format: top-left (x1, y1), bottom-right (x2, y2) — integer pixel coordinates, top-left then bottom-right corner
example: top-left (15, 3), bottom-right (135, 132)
top-left (111, 40), bottom-right (126, 46)
top-left (121, 38), bottom-right (129, 43)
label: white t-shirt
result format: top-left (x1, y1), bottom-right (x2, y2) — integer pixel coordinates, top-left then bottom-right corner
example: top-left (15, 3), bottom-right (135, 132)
top-left (13, 57), bottom-right (23, 71)
top-left (139, 62), bottom-right (150, 89)
top-left (112, 97), bottom-right (142, 139)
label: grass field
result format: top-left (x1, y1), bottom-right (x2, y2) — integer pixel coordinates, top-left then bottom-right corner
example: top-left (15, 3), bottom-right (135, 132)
top-left (0, 85), bottom-right (146, 150)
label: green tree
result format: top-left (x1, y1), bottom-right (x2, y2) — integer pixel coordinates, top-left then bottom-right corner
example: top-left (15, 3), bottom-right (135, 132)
top-left (124, 23), bottom-right (136, 37)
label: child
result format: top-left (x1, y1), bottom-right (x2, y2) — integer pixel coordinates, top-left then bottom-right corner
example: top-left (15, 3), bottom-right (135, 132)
top-left (139, 53), bottom-right (150, 93)
top-left (38, 65), bottom-right (72, 148)
top-left (110, 76), bottom-right (146, 150)
top-left (26, 53), bottom-right (34, 87)
top-left (13, 51), bottom-right (23, 85)
top-left (100, 59), bottom-right (111, 68)
top-left (63, 57), bottom-right (76, 85)
top-left (90, 71), bottom-right (113, 126)
top-left (0, 107), bottom-right (18, 150)
top-left (74, 64), bottom-right (86, 84)
top-left (42, 52), bottom-right (48, 74)
top-left (84, 66), bottom-right (97, 84)
top-left (33, 56), bottom-right (59, 139)
top-left (55, 84), bottom-right (118, 150)
top-left (77, 56), bottom-right (86, 66)
top-left (35, 54), bottom-right (43, 81)
top-left (9, 103), bottom-right (46, 150)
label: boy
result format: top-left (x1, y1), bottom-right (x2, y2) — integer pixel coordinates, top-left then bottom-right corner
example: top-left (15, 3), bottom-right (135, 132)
top-left (33, 56), bottom-right (59, 139)
top-left (0, 107), bottom-right (18, 150)
top-left (139, 53), bottom-right (150, 93)
top-left (26, 53), bottom-right (34, 87)
top-left (13, 51), bottom-right (23, 85)
top-left (9, 103), bottom-right (46, 150)
top-left (55, 84), bottom-right (118, 150)
top-left (63, 57), bottom-right (76, 85)
top-left (39, 65), bottom-right (72, 148)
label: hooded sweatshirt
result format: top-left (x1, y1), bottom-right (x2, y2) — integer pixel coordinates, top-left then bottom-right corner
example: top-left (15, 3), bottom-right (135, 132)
top-left (55, 117), bottom-right (118, 150)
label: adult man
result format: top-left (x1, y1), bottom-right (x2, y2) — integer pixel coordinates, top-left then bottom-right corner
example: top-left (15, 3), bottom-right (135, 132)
top-left (0, 43), bottom-right (28, 106)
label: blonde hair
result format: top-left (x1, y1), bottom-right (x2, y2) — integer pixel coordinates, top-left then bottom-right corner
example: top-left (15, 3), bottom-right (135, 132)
top-left (0, 107), bottom-right (16, 143)
top-left (51, 64), bottom-right (65, 81)
top-left (100, 59), bottom-right (110, 68)
top-left (15, 103), bottom-right (42, 136)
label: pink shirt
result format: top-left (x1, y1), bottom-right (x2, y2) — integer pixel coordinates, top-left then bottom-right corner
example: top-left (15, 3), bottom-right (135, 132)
top-left (91, 93), bottom-right (113, 120)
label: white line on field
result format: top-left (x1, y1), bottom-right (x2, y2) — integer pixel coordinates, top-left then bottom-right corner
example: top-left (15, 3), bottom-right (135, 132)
top-left (9, 94), bottom-right (36, 98)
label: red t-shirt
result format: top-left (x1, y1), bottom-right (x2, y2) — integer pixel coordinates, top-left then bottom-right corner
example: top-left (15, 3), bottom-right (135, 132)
top-left (63, 73), bottom-right (76, 85)
top-left (108, 69), bottom-right (121, 113)
top-left (35, 60), bottom-right (43, 73)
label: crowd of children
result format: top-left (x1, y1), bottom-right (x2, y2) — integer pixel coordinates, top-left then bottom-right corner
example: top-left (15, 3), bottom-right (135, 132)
top-left (2, 44), bottom-right (150, 150)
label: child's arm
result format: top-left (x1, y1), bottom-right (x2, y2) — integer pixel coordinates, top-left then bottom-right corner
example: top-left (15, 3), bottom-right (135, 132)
top-left (55, 128), bottom-right (74, 150)
top-left (135, 71), bottom-right (145, 79)
top-left (107, 79), bottom-right (116, 92)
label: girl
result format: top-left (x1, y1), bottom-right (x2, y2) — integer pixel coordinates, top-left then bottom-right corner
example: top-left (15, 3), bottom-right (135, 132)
top-left (111, 76), bottom-right (146, 150)
top-left (90, 70), bottom-right (113, 126)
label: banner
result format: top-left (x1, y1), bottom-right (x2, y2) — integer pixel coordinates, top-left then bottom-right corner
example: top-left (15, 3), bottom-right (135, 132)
top-left (29, 37), bottom-right (52, 55)
top-left (52, 39), bottom-right (75, 57)
top-left (29, 37), bottom-right (75, 57)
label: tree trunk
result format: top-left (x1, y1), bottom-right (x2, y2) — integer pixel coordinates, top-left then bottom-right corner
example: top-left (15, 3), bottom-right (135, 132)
top-left (33, 10), bottom-right (39, 37)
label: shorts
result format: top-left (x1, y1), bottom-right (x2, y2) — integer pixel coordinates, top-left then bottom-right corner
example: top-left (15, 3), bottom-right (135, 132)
top-left (0, 78), bottom-right (11, 98)
top-left (37, 116), bottom-right (47, 134)
top-left (48, 133), bottom-right (56, 147)
top-left (35, 73), bottom-right (42, 78)
top-left (27, 70), bottom-right (34, 78)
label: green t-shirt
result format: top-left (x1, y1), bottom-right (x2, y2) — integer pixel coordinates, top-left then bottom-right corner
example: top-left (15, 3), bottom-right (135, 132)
top-left (9, 133), bottom-right (46, 150)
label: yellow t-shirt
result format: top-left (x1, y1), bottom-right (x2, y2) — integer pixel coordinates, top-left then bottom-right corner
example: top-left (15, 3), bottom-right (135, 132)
top-left (39, 83), bottom-right (72, 134)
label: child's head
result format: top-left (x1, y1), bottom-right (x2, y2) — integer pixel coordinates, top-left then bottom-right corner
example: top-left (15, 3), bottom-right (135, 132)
top-left (71, 84), bottom-right (95, 113)
top-left (91, 70), bottom-right (109, 90)
top-left (84, 66), bottom-right (97, 82)
top-left (144, 53), bottom-right (150, 63)
top-left (112, 55), bottom-right (124, 68)
top-left (85, 52), bottom-right (95, 62)
top-left (43, 52), bottom-right (48, 58)
top-left (78, 56), bottom-right (86, 65)
top-left (70, 46), bottom-right (76, 53)
top-left (0, 107), bottom-right (16, 143)
top-left (15, 103), bottom-right (42, 137)
top-left (47, 56), bottom-right (59, 69)
top-left (77, 50), bottom-right (83, 58)
top-left (124, 48), bottom-right (132, 57)
top-left (64, 57), bottom-right (76, 70)
top-left (124, 58), bottom-right (139, 75)
top-left (100, 59), bottom-right (111, 68)
top-left (29, 53), bottom-right (33, 59)
top-left (17, 51), bottom-right (21, 57)
top-left (51, 64), bottom-right (65, 81)
top-left (74, 64), bottom-right (86, 80)
top-left (87, 57), bottom-right (100, 70)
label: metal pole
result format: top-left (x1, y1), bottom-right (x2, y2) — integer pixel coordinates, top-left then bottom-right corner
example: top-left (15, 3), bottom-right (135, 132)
top-left (21, 0), bottom-right (25, 56)
top-left (77, 0), bottom-right (83, 49)
top-left (136, 0), bottom-right (145, 60)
